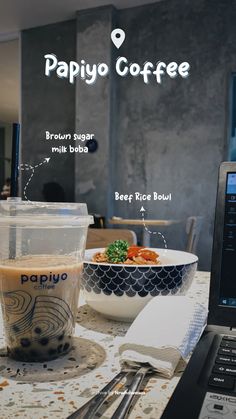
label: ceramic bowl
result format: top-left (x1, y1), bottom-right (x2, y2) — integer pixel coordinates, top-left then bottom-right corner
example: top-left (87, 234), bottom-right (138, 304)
top-left (81, 248), bottom-right (198, 321)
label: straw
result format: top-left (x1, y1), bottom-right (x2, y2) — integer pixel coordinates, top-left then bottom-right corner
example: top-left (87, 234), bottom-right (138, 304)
top-left (9, 122), bottom-right (20, 259)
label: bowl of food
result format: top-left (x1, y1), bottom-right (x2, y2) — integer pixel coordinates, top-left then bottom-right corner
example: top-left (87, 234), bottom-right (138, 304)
top-left (82, 240), bottom-right (198, 321)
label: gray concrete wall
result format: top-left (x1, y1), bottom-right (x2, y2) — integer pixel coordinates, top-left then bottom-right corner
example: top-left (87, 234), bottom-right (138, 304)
top-left (21, 20), bottom-right (76, 201)
top-left (75, 6), bottom-right (116, 217)
top-left (20, 0), bottom-right (236, 269)
top-left (111, 0), bottom-right (235, 270)
top-left (73, 0), bottom-right (235, 269)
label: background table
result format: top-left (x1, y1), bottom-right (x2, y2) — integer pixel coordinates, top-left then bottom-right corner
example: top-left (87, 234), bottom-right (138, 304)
top-left (0, 272), bottom-right (209, 419)
top-left (109, 218), bottom-right (181, 246)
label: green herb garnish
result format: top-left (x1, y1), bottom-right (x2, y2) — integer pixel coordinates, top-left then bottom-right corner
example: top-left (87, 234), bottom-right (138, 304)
top-left (106, 240), bottom-right (129, 263)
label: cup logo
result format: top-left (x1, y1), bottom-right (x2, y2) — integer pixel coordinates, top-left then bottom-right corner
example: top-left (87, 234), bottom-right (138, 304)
top-left (21, 272), bottom-right (68, 287)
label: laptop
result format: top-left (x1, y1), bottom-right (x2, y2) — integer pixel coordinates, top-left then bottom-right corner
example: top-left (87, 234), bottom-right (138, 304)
top-left (161, 162), bottom-right (236, 419)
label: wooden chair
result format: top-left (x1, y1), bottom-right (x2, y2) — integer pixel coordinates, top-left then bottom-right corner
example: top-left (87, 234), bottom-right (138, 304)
top-left (185, 216), bottom-right (203, 254)
top-left (86, 228), bottom-right (137, 249)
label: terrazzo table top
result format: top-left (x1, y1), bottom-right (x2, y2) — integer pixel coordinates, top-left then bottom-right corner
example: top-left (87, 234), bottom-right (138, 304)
top-left (0, 271), bottom-right (210, 419)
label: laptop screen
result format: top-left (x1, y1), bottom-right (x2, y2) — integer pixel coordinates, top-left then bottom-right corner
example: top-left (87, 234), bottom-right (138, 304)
top-left (219, 172), bottom-right (236, 308)
top-left (208, 162), bottom-right (236, 327)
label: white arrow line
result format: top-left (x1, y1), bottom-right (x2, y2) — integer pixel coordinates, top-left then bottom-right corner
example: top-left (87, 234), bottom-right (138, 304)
top-left (141, 208), bottom-right (168, 251)
top-left (19, 158), bottom-right (51, 202)
top-left (20, 164), bottom-right (35, 201)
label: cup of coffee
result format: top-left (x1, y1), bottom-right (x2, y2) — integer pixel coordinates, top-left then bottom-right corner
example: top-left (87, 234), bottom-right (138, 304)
top-left (0, 198), bottom-right (93, 362)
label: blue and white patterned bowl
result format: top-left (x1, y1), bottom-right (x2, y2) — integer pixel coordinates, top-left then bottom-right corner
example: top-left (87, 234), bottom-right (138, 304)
top-left (82, 248), bottom-right (198, 321)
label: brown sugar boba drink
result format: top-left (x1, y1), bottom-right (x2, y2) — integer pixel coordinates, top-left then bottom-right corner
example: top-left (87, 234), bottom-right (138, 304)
top-left (0, 256), bottom-right (83, 361)
top-left (0, 199), bottom-right (93, 362)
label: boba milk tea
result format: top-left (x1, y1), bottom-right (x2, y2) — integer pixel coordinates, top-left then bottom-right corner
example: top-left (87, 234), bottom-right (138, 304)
top-left (0, 199), bottom-right (93, 361)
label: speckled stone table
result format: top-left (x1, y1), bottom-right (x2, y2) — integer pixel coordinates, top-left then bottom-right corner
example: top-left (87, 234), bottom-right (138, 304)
top-left (0, 271), bottom-right (210, 419)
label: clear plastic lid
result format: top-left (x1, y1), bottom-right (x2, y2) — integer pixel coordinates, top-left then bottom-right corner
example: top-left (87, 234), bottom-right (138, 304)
top-left (0, 198), bottom-right (94, 227)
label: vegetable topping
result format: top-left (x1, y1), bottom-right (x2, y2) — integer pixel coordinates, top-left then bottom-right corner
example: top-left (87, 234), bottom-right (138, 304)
top-left (106, 240), bottom-right (129, 263)
top-left (92, 240), bottom-right (160, 265)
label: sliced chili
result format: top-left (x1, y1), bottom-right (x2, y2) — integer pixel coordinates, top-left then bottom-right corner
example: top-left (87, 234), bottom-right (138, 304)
top-left (127, 248), bottom-right (140, 258)
top-left (138, 249), bottom-right (159, 261)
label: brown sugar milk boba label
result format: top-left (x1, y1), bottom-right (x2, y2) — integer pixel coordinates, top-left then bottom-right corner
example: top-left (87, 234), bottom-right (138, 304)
top-left (0, 255), bottom-right (83, 361)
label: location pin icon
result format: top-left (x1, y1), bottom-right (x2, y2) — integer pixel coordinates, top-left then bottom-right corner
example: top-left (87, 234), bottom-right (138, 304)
top-left (111, 29), bottom-right (125, 49)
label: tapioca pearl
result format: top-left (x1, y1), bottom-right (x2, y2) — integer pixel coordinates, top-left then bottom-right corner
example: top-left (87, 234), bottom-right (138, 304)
top-left (63, 343), bottom-right (70, 351)
top-left (13, 348), bottom-right (24, 358)
top-left (58, 333), bottom-right (64, 341)
top-left (57, 344), bottom-right (63, 353)
top-left (34, 327), bottom-right (42, 335)
top-left (20, 338), bottom-right (31, 348)
top-left (40, 338), bottom-right (49, 346)
top-left (30, 350), bottom-right (38, 358)
top-left (48, 348), bottom-right (57, 356)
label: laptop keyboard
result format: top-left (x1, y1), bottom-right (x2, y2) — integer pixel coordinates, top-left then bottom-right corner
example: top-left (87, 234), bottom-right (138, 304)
top-left (208, 335), bottom-right (236, 392)
top-left (198, 335), bottom-right (236, 419)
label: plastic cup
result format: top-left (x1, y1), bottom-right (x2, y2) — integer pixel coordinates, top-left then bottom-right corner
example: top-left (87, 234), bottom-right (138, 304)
top-left (0, 198), bottom-right (93, 362)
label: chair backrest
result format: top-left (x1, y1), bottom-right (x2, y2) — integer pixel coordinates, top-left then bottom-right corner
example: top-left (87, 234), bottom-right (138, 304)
top-left (185, 216), bottom-right (203, 254)
top-left (86, 228), bottom-right (137, 249)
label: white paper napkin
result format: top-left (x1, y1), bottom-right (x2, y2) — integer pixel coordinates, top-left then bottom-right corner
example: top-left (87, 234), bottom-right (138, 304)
top-left (119, 296), bottom-right (208, 378)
